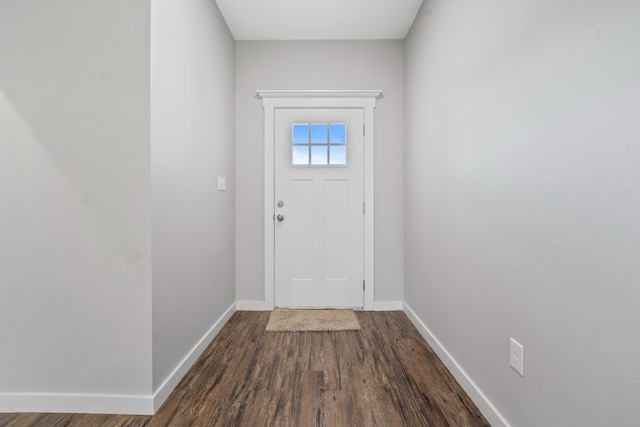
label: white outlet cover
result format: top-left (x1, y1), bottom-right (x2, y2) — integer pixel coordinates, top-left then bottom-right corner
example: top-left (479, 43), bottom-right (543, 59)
top-left (217, 176), bottom-right (226, 191)
top-left (510, 337), bottom-right (524, 376)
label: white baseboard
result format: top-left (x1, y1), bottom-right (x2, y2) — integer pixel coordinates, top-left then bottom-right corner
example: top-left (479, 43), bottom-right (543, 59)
top-left (0, 392), bottom-right (153, 415)
top-left (152, 302), bottom-right (237, 411)
top-left (238, 300), bottom-right (402, 311)
top-left (403, 303), bottom-right (511, 427)
top-left (236, 300), bottom-right (273, 311)
top-left (0, 302), bottom-right (237, 416)
top-left (373, 300), bottom-right (404, 311)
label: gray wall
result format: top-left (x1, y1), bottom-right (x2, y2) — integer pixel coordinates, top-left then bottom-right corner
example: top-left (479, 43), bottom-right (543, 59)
top-left (235, 40), bottom-right (404, 305)
top-left (0, 0), bottom-right (152, 396)
top-left (0, 0), bottom-right (237, 407)
top-left (404, 1), bottom-right (640, 426)
top-left (151, 0), bottom-right (236, 390)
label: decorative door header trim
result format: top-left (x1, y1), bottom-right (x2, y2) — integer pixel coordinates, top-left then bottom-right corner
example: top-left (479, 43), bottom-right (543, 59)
top-left (257, 90), bottom-right (382, 99)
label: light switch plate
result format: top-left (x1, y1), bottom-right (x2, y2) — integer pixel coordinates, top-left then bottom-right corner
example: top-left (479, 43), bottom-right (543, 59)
top-left (510, 337), bottom-right (524, 376)
top-left (217, 176), bottom-right (226, 191)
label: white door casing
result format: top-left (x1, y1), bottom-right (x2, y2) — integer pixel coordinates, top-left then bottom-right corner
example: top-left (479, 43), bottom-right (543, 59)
top-left (259, 90), bottom-right (380, 310)
top-left (274, 108), bottom-right (363, 307)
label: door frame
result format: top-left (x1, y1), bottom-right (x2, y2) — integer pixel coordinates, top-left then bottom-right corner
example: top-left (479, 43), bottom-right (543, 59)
top-left (258, 90), bottom-right (381, 310)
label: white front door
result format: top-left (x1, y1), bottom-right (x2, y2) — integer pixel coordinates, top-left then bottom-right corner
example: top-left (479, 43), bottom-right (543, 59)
top-left (274, 108), bottom-right (364, 308)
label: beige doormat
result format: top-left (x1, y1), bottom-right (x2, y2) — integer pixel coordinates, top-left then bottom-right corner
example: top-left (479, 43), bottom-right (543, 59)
top-left (265, 309), bottom-right (361, 332)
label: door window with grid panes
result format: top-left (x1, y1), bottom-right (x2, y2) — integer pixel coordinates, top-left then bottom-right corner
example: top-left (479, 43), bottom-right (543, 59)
top-left (292, 123), bottom-right (347, 166)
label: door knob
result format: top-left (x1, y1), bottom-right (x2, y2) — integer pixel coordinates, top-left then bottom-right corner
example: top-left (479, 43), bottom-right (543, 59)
top-left (276, 214), bottom-right (285, 222)
top-left (277, 200), bottom-right (284, 208)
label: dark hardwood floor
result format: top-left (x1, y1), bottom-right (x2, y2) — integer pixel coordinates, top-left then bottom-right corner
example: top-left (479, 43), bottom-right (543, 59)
top-left (0, 311), bottom-right (490, 427)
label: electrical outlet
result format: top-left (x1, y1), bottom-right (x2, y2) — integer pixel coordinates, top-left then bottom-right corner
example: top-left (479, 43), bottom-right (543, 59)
top-left (217, 176), bottom-right (226, 191)
top-left (510, 338), bottom-right (524, 376)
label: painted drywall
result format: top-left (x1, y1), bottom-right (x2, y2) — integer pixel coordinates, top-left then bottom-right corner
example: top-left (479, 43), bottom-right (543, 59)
top-left (151, 0), bottom-right (236, 391)
top-left (404, 1), bottom-right (640, 426)
top-left (0, 0), bottom-right (152, 398)
top-left (235, 40), bottom-right (404, 305)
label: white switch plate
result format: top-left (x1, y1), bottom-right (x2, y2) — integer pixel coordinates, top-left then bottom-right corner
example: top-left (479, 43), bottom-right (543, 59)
top-left (510, 337), bottom-right (524, 376)
top-left (217, 176), bottom-right (226, 191)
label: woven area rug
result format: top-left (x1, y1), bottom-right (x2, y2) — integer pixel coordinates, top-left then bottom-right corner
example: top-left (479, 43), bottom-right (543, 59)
top-left (265, 309), bottom-right (361, 332)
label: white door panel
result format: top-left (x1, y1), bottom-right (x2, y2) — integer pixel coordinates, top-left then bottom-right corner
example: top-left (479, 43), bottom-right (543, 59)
top-left (274, 108), bottom-right (364, 308)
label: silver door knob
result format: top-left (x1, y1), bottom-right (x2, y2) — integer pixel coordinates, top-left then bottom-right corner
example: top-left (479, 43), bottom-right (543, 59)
top-left (276, 214), bottom-right (285, 222)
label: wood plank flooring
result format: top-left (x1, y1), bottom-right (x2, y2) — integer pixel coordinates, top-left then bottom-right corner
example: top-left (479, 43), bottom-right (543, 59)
top-left (0, 311), bottom-right (490, 427)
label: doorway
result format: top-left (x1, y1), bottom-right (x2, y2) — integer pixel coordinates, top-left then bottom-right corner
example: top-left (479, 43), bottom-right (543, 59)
top-left (259, 90), bottom-right (380, 309)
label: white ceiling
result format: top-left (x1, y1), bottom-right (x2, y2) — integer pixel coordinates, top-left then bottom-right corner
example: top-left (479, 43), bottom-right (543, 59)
top-left (215, 0), bottom-right (424, 41)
